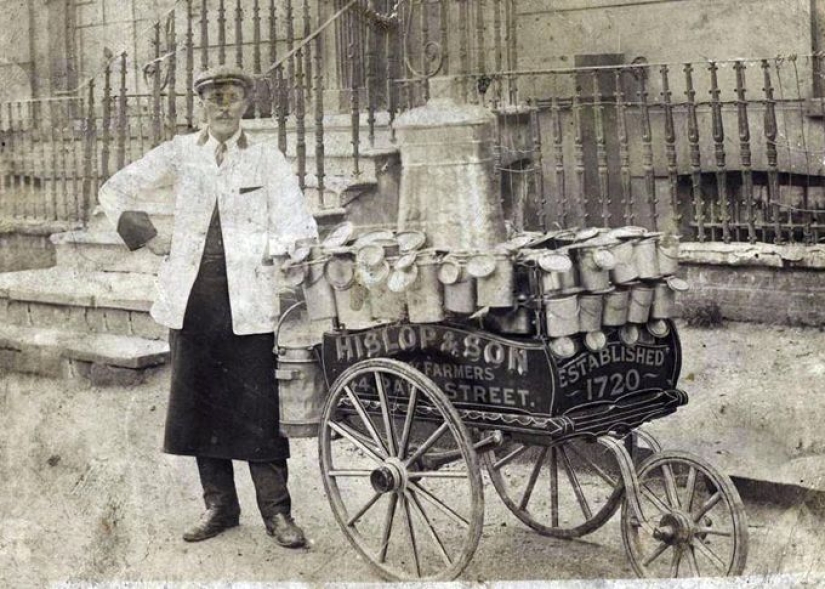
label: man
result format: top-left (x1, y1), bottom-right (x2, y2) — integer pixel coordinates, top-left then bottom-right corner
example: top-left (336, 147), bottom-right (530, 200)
top-left (98, 65), bottom-right (318, 547)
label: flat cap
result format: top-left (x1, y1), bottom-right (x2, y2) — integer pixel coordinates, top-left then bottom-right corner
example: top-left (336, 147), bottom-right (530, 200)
top-left (193, 64), bottom-right (254, 95)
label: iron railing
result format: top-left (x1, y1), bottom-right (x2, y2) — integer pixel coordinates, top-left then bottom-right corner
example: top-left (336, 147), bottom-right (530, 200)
top-left (1, 0), bottom-right (824, 245)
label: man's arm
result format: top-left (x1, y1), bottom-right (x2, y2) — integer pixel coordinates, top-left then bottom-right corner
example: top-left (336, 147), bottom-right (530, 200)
top-left (98, 139), bottom-right (178, 251)
top-left (266, 149), bottom-right (319, 258)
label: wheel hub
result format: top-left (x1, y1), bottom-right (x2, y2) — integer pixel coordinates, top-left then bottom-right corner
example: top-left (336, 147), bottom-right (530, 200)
top-left (370, 460), bottom-right (406, 494)
top-left (652, 511), bottom-right (695, 545)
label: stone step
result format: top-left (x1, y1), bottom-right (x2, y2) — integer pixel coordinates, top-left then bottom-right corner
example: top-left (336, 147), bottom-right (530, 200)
top-left (0, 268), bottom-right (164, 339)
top-left (51, 230), bottom-right (163, 274)
top-left (0, 322), bottom-right (168, 385)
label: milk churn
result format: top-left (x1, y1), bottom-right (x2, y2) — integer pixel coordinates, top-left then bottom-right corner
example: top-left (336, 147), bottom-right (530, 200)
top-left (276, 346), bottom-right (327, 438)
top-left (537, 251), bottom-right (574, 295)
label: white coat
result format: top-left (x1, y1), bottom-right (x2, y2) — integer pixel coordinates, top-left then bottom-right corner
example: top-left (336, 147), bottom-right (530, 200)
top-left (98, 128), bottom-right (318, 335)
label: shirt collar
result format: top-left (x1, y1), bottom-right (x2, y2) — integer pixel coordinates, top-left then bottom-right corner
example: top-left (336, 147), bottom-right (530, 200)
top-left (197, 126), bottom-right (249, 150)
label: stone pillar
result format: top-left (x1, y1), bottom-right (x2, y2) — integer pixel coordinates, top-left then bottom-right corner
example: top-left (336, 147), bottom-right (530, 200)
top-left (393, 81), bottom-right (506, 251)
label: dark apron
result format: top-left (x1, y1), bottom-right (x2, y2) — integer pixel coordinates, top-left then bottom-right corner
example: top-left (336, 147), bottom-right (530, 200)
top-left (163, 205), bottom-right (289, 461)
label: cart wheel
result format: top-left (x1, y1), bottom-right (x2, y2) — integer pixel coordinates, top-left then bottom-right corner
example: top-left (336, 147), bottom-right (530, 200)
top-left (319, 358), bottom-right (484, 581)
top-left (483, 433), bottom-right (644, 538)
top-left (621, 450), bottom-right (748, 578)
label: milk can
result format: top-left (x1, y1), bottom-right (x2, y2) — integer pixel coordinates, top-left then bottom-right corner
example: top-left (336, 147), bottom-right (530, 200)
top-left (627, 283), bottom-right (655, 324)
top-left (657, 235), bottom-right (681, 276)
top-left (610, 239), bottom-right (639, 284)
top-left (602, 288), bottom-right (630, 327)
top-left (302, 247), bottom-right (337, 321)
top-left (276, 346), bottom-right (328, 438)
top-left (438, 254), bottom-right (476, 314)
top-left (543, 294), bottom-right (580, 338)
top-left (579, 293), bottom-right (605, 333)
top-left (469, 252), bottom-right (515, 308)
top-left (405, 251), bottom-right (445, 323)
top-left (325, 254), bottom-right (374, 329)
top-left (634, 236), bottom-right (661, 280)
top-left (584, 330), bottom-right (607, 352)
top-left (549, 336), bottom-right (578, 359)
top-left (575, 245), bottom-right (617, 292)
top-left (651, 276), bottom-right (689, 319)
top-left (537, 252), bottom-right (574, 295)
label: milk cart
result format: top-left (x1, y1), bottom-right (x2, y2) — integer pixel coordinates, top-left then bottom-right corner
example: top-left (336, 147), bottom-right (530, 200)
top-left (314, 309), bottom-right (748, 581)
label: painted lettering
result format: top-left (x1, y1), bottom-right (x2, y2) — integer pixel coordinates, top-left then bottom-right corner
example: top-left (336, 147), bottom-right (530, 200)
top-left (399, 325), bottom-right (417, 350)
top-left (484, 341), bottom-right (505, 365)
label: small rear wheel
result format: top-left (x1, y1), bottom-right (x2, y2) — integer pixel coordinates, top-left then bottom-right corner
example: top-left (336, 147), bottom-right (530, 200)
top-left (621, 450), bottom-right (748, 578)
top-left (319, 358), bottom-right (484, 581)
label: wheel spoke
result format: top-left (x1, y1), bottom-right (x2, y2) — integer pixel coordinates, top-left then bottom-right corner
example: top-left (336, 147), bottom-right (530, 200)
top-left (686, 544), bottom-right (701, 577)
top-left (328, 469), bottom-right (373, 477)
top-left (692, 537), bottom-right (728, 573)
top-left (640, 483), bottom-right (671, 515)
top-left (643, 541), bottom-right (671, 567)
top-left (491, 444), bottom-right (528, 471)
top-left (397, 387), bottom-right (419, 461)
top-left (377, 492), bottom-right (399, 563)
top-left (343, 385), bottom-right (390, 457)
top-left (408, 489), bottom-right (453, 566)
top-left (404, 422), bottom-right (450, 468)
top-left (409, 481), bottom-right (469, 528)
top-left (669, 545), bottom-right (683, 577)
top-left (375, 371), bottom-right (398, 457)
top-left (409, 470), bottom-right (469, 480)
top-left (559, 446), bottom-right (593, 520)
top-left (400, 493), bottom-right (422, 577)
top-left (566, 442), bottom-right (618, 487)
top-left (329, 421), bottom-right (385, 464)
top-left (684, 466), bottom-right (698, 512)
top-left (518, 447), bottom-right (548, 511)
top-left (695, 527), bottom-right (733, 537)
top-left (692, 491), bottom-right (722, 523)
top-left (347, 492), bottom-right (382, 527)
top-left (661, 464), bottom-right (681, 509)
top-left (550, 447), bottom-right (559, 527)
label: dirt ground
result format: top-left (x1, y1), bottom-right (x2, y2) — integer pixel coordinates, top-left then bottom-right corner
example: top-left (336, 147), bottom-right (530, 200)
top-left (2, 320), bottom-right (825, 587)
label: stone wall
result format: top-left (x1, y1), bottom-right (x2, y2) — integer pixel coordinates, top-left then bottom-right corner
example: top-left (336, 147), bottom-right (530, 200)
top-left (678, 243), bottom-right (825, 326)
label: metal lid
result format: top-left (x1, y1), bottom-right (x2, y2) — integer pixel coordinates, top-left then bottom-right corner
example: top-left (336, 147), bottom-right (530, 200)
top-left (549, 336), bottom-right (577, 359)
top-left (593, 249), bottom-right (617, 270)
top-left (538, 253), bottom-right (573, 273)
top-left (358, 260), bottom-right (390, 288)
top-left (322, 221), bottom-right (355, 248)
top-left (504, 233), bottom-right (540, 251)
top-left (354, 229), bottom-right (395, 248)
top-left (397, 230), bottom-right (427, 253)
top-left (356, 243), bottom-right (386, 267)
top-left (387, 266), bottom-right (419, 293)
top-left (395, 252), bottom-right (418, 270)
top-left (467, 254), bottom-right (497, 277)
top-left (575, 227), bottom-right (602, 242)
top-left (289, 245), bottom-right (312, 263)
top-left (608, 226), bottom-right (647, 240)
top-left (647, 319), bottom-right (671, 338)
top-left (584, 331), bottom-right (608, 352)
top-left (283, 263), bottom-right (307, 287)
top-left (666, 276), bottom-right (690, 292)
top-left (438, 259), bottom-right (463, 285)
top-left (325, 257), bottom-right (355, 290)
top-left (619, 324), bottom-right (640, 346)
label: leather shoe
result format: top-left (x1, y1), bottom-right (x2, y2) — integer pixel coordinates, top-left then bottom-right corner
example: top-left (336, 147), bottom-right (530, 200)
top-left (182, 507), bottom-right (240, 542)
top-left (265, 513), bottom-right (306, 548)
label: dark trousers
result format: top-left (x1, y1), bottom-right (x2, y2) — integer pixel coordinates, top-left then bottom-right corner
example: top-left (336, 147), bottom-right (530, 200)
top-left (197, 457), bottom-right (292, 520)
